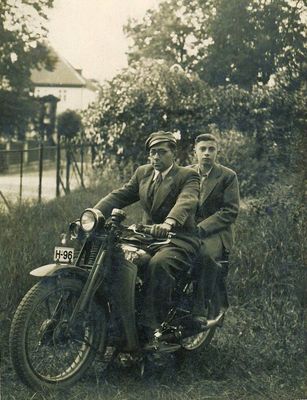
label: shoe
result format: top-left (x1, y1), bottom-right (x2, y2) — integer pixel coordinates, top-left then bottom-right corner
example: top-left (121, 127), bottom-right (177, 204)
top-left (206, 311), bottom-right (225, 328)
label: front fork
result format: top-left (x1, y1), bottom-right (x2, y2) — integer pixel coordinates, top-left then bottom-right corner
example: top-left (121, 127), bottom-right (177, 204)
top-left (68, 229), bottom-right (116, 326)
top-left (68, 251), bottom-right (107, 326)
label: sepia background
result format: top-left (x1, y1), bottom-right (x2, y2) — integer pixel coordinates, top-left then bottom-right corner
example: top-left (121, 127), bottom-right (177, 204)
top-left (0, 0), bottom-right (305, 399)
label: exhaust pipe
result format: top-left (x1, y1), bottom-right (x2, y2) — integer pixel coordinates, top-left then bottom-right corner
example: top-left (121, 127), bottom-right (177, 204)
top-left (154, 312), bottom-right (226, 343)
top-left (206, 312), bottom-right (225, 328)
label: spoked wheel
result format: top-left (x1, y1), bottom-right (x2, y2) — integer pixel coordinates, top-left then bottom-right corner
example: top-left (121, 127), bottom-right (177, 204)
top-left (180, 281), bottom-right (217, 352)
top-left (180, 325), bottom-right (216, 351)
top-left (10, 277), bottom-right (107, 391)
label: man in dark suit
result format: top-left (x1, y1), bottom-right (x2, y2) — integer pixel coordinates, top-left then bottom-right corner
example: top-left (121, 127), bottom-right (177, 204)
top-left (94, 131), bottom-right (200, 337)
top-left (190, 133), bottom-right (240, 319)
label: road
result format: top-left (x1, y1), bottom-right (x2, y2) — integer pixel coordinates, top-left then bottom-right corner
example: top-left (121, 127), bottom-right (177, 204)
top-left (0, 167), bottom-right (81, 206)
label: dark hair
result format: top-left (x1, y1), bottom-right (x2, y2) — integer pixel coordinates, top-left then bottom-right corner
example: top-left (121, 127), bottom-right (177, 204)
top-left (195, 133), bottom-right (218, 144)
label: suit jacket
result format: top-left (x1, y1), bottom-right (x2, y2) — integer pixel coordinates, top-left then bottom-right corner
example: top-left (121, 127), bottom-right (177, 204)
top-left (190, 163), bottom-right (240, 250)
top-left (94, 163), bottom-right (200, 231)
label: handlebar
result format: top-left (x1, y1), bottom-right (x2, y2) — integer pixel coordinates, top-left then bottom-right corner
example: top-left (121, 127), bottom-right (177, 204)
top-left (128, 224), bottom-right (176, 239)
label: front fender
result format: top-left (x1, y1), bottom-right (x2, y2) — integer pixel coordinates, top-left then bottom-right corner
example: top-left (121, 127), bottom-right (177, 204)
top-left (30, 263), bottom-right (87, 277)
top-left (30, 263), bottom-right (107, 305)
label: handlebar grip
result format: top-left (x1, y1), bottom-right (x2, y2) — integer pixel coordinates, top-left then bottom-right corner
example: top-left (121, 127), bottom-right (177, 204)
top-left (132, 224), bottom-right (176, 238)
top-left (142, 225), bottom-right (152, 235)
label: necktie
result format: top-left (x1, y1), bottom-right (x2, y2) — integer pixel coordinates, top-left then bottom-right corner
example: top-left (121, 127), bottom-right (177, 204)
top-left (200, 173), bottom-right (208, 192)
top-left (149, 172), bottom-right (162, 201)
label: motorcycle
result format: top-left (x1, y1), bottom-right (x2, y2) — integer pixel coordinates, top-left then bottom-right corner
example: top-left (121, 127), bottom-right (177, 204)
top-left (9, 208), bottom-right (227, 391)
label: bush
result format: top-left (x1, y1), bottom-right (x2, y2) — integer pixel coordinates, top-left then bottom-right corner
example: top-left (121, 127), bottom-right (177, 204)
top-left (82, 59), bottom-right (305, 198)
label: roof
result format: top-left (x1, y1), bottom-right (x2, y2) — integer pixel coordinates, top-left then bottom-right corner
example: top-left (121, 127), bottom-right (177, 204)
top-left (31, 46), bottom-right (87, 88)
top-left (85, 78), bottom-right (100, 92)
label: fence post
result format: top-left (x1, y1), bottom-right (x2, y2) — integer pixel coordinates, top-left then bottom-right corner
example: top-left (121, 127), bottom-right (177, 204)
top-left (38, 142), bottom-right (44, 203)
top-left (66, 144), bottom-right (70, 194)
top-left (56, 139), bottom-right (61, 197)
top-left (5, 141), bottom-right (10, 169)
top-left (80, 143), bottom-right (84, 188)
top-left (19, 149), bottom-right (24, 202)
top-left (23, 141), bottom-right (29, 164)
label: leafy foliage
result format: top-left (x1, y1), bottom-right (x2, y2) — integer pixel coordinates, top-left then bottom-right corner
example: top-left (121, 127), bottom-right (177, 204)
top-left (57, 109), bottom-right (83, 141)
top-left (125, 0), bottom-right (306, 88)
top-left (82, 59), bottom-right (215, 167)
top-left (124, 1), bottom-right (204, 69)
top-left (0, 0), bottom-right (55, 91)
top-left (0, 0), bottom-right (55, 138)
top-left (200, 0), bottom-right (306, 87)
top-left (0, 91), bottom-right (39, 139)
top-left (83, 58), bottom-right (305, 196)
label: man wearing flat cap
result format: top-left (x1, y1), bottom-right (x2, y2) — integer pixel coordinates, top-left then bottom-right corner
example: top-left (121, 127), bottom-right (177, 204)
top-left (190, 133), bottom-right (240, 320)
top-left (94, 131), bottom-right (200, 340)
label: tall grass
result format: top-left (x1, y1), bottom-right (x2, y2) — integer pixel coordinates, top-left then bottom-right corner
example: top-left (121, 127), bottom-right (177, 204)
top-left (0, 173), bottom-right (305, 399)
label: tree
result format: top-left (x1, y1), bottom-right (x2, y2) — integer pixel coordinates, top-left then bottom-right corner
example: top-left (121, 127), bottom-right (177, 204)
top-left (124, 0), bottom-right (204, 70)
top-left (124, 0), bottom-right (306, 88)
top-left (57, 110), bottom-right (83, 141)
top-left (200, 0), bottom-right (306, 87)
top-left (0, 0), bottom-right (55, 138)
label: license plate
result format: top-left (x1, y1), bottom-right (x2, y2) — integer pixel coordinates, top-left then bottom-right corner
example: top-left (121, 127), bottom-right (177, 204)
top-left (54, 246), bottom-right (74, 263)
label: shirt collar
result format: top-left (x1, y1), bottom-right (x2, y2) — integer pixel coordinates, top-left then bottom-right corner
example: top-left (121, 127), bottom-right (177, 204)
top-left (153, 163), bottom-right (174, 180)
top-left (198, 165), bottom-right (213, 177)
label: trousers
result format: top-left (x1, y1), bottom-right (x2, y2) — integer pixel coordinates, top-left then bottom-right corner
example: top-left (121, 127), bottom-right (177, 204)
top-left (142, 235), bottom-right (199, 330)
top-left (193, 233), bottom-right (223, 316)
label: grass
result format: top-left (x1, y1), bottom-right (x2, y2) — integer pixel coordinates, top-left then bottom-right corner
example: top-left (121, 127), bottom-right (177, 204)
top-left (0, 174), bottom-right (305, 400)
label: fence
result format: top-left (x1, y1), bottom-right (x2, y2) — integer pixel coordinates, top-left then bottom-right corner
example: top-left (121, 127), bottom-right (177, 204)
top-left (0, 142), bottom-right (96, 208)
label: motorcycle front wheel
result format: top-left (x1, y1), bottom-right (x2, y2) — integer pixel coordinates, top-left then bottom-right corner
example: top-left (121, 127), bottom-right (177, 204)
top-left (9, 277), bottom-right (107, 391)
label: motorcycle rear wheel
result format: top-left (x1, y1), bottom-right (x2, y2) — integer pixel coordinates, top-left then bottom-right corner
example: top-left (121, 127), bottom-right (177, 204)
top-left (180, 281), bottom-right (218, 352)
top-left (180, 326), bottom-right (216, 351)
top-left (9, 277), bottom-right (107, 391)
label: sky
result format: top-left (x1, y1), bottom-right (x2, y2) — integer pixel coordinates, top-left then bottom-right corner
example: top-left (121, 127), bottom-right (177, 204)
top-left (47, 0), bottom-right (161, 83)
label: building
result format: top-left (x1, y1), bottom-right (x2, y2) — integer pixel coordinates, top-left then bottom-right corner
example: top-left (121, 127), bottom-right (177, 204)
top-left (31, 46), bottom-right (100, 115)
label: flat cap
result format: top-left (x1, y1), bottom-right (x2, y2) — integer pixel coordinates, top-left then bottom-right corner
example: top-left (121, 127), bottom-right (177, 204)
top-left (145, 131), bottom-right (177, 150)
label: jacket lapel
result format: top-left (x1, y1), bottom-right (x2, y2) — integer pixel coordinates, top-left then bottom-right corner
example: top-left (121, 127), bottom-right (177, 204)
top-left (200, 164), bottom-right (222, 204)
top-left (151, 164), bottom-right (178, 213)
top-left (139, 167), bottom-right (155, 210)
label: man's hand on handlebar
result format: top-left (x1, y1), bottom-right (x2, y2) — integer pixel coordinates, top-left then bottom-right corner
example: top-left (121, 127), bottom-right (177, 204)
top-left (150, 223), bottom-right (172, 238)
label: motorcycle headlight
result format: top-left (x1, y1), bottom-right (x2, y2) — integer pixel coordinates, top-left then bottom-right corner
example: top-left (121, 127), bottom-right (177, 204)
top-left (80, 208), bottom-right (105, 233)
